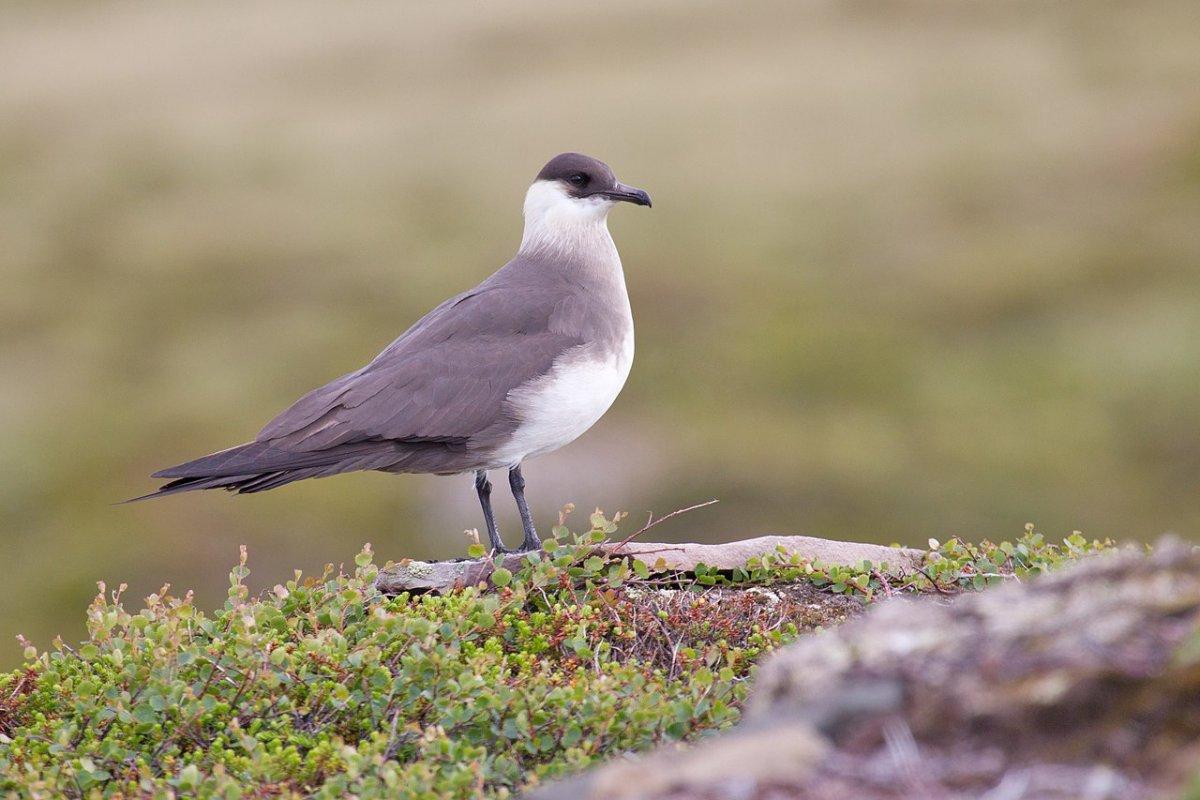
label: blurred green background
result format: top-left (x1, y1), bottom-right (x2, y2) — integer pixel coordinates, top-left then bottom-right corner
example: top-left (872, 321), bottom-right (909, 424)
top-left (3, 0), bottom-right (1199, 667)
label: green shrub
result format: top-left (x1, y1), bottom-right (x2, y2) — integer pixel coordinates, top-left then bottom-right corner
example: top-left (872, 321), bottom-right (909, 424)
top-left (0, 516), bottom-right (1112, 799)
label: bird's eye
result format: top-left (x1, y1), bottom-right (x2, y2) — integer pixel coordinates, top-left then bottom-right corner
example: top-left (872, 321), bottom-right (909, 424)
top-left (568, 173), bottom-right (589, 187)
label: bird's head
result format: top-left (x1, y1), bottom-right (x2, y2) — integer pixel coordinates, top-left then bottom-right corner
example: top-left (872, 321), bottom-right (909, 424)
top-left (520, 153), bottom-right (650, 255)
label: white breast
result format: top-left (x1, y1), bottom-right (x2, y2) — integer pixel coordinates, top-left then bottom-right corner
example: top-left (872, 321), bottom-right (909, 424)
top-left (489, 327), bottom-right (634, 468)
top-left (488, 177), bottom-right (636, 468)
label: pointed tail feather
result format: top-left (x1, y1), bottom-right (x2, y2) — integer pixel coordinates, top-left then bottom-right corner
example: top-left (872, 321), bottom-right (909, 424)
top-left (124, 473), bottom-right (262, 502)
top-left (130, 440), bottom-right (404, 502)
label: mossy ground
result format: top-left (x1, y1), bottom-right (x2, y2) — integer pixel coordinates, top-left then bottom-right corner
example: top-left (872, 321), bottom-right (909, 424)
top-left (0, 516), bottom-right (1111, 799)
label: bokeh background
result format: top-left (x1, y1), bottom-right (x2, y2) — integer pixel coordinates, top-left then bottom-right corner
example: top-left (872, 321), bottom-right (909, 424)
top-left (3, 0), bottom-right (1199, 667)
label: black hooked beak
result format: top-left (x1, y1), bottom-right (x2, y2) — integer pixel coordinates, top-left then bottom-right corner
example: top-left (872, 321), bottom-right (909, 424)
top-left (602, 182), bottom-right (652, 207)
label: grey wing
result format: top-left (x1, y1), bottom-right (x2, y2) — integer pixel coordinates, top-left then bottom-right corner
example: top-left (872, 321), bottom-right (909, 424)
top-left (141, 279), bottom-right (584, 493)
top-left (255, 286), bottom-right (580, 454)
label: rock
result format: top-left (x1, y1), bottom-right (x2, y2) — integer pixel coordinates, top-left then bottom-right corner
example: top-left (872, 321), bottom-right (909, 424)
top-left (529, 539), bottom-right (1200, 800)
top-left (374, 534), bottom-right (924, 594)
top-left (610, 535), bottom-right (922, 574)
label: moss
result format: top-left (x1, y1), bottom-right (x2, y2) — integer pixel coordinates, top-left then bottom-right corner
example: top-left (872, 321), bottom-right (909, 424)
top-left (0, 519), bottom-right (1112, 798)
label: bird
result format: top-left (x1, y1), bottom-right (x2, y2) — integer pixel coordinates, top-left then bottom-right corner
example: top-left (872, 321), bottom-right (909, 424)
top-left (135, 152), bottom-right (651, 554)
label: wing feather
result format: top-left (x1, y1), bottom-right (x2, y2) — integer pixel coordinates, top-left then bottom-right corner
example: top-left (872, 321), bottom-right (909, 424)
top-left (255, 285), bottom-right (581, 454)
top-left (145, 263), bottom-right (592, 499)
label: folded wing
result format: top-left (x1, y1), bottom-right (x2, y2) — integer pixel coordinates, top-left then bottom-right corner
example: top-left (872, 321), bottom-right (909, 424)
top-left (140, 281), bottom-right (582, 496)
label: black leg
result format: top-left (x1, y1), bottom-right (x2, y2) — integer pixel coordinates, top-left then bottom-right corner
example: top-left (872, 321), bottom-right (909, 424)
top-left (474, 470), bottom-right (507, 553)
top-left (509, 463), bottom-right (541, 551)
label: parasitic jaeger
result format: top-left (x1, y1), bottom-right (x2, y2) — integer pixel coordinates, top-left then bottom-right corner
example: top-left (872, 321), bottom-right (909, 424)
top-left (136, 153), bottom-right (651, 553)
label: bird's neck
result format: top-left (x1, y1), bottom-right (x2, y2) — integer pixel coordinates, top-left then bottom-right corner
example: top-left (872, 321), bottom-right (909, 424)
top-left (517, 181), bottom-right (621, 272)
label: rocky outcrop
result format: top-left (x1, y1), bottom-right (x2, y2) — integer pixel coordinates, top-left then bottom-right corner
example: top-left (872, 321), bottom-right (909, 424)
top-left (531, 540), bottom-right (1200, 800)
top-left (375, 535), bottom-right (924, 594)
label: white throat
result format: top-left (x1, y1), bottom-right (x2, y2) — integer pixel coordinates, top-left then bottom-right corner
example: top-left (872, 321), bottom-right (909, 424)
top-left (519, 180), bottom-right (619, 262)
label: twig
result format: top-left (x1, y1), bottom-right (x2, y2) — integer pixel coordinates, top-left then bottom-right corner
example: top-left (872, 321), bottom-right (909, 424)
top-left (917, 567), bottom-right (952, 596)
top-left (382, 705), bottom-right (406, 761)
top-left (609, 499), bottom-right (719, 553)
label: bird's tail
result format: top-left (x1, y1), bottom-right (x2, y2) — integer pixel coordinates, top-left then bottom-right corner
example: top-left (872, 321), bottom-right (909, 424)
top-left (128, 440), bottom-right (400, 502)
top-left (126, 468), bottom-right (323, 501)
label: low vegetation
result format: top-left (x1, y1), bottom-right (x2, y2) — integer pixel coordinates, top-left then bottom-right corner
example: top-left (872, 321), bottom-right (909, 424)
top-left (533, 537), bottom-right (1199, 800)
top-left (0, 514), bottom-right (1112, 799)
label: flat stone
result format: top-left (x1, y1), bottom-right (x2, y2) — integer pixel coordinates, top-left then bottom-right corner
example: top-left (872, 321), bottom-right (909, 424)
top-left (374, 534), bottom-right (925, 594)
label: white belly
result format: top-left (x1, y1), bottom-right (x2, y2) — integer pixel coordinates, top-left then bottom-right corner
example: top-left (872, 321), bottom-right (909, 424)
top-left (490, 330), bottom-right (634, 467)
